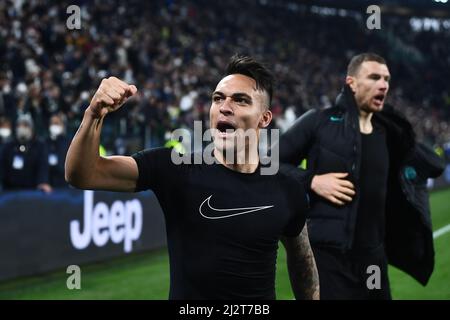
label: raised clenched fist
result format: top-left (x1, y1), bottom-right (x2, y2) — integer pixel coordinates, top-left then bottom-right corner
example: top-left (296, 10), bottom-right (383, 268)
top-left (88, 77), bottom-right (138, 118)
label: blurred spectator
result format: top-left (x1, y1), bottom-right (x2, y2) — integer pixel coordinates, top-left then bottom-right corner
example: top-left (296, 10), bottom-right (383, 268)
top-left (0, 116), bottom-right (13, 149)
top-left (0, 114), bottom-right (52, 193)
top-left (0, 0), bottom-right (449, 158)
top-left (46, 113), bottom-right (70, 188)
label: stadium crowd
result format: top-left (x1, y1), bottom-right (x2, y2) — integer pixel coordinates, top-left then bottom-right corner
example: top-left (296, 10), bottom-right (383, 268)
top-left (0, 0), bottom-right (449, 191)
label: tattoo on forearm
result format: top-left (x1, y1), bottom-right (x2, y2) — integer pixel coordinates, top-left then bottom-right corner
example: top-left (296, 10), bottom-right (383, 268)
top-left (283, 225), bottom-right (320, 300)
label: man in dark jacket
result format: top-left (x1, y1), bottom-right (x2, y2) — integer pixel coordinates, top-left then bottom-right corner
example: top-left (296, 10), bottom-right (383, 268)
top-left (0, 114), bottom-right (52, 193)
top-left (278, 52), bottom-right (444, 299)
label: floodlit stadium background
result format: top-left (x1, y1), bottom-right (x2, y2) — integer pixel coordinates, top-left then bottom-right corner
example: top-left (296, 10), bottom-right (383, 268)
top-left (0, 0), bottom-right (449, 299)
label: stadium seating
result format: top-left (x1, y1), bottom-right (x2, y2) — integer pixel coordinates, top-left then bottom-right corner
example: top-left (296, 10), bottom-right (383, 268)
top-left (0, 0), bottom-right (449, 156)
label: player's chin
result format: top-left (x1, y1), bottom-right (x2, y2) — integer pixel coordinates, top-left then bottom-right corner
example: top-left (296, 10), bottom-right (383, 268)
top-left (370, 102), bottom-right (384, 112)
top-left (213, 139), bottom-right (235, 152)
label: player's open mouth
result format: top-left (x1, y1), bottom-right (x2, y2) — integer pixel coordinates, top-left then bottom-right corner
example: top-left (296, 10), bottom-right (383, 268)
top-left (216, 120), bottom-right (236, 138)
top-left (373, 94), bottom-right (385, 106)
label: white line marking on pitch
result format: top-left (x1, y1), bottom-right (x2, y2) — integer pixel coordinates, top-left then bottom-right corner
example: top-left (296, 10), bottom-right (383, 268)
top-left (433, 224), bottom-right (450, 239)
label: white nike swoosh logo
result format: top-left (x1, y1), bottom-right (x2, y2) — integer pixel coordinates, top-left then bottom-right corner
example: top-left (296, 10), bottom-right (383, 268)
top-left (199, 195), bottom-right (274, 220)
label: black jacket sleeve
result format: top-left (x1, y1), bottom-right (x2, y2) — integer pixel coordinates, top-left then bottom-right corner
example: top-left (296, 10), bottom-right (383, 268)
top-left (275, 109), bottom-right (320, 191)
top-left (412, 142), bottom-right (445, 179)
top-left (278, 109), bottom-right (319, 166)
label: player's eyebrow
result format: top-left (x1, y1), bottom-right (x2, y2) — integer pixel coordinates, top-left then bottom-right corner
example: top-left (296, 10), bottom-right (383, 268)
top-left (231, 92), bottom-right (252, 102)
top-left (212, 91), bottom-right (253, 102)
top-left (212, 91), bottom-right (225, 98)
top-left (368, 73), bottom-right (391, 81)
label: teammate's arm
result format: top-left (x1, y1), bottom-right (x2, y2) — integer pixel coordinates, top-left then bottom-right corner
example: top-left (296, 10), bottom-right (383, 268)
top-left (279, 110), bottom-right (355, 205)
top-left (281, 224), bottom-right (320, 300)
top-left (311, 172), bottom-right (355, 205)
top-left (65, 77), bottom-right (139, 192)
top-left (278, 109), bottom-right (318, 165)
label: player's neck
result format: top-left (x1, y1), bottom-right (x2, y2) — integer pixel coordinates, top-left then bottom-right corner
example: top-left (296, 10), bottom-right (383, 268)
top-left (358, 109), bottom-right (374, 134)
top-left (214, 148), bottom-right (260, 173)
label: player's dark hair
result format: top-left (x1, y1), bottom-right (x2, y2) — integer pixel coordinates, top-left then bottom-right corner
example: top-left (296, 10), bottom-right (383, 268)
top-left (347, 53), bottom-right (387, 76)
top-left (225, 54), bottom-right (274, 106)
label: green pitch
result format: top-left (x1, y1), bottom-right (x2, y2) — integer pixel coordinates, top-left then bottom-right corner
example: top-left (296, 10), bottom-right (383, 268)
top-left (0, 189), bottom-right (449, 300)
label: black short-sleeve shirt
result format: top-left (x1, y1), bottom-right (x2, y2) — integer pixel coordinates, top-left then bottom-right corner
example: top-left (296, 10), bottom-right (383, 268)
top-left (132, 148), bottom-right (308, 299)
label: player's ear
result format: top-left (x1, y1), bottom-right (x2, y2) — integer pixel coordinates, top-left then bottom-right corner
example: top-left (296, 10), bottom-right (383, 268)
top-left (346, 75), bottom-right (356, 93)
top-left (259, 109), bottom-right (272, 128)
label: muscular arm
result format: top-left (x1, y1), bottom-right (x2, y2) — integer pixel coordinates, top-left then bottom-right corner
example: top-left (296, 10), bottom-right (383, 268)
top-left (65, 77), bottom-right (138, 192)
top-left (281, 224), bottom-right (320, 300)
